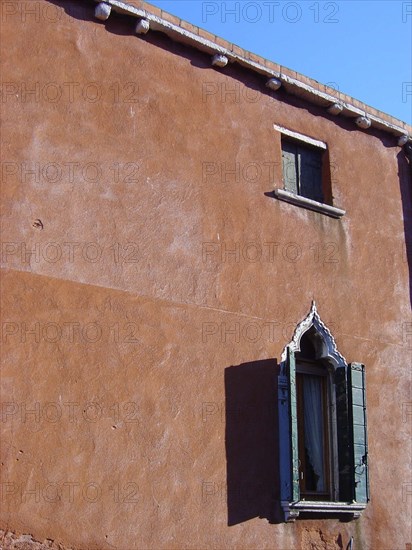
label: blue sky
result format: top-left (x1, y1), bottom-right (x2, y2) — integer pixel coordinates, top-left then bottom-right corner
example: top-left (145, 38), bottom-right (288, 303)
top-left (148, 1), bottom-right (412, 124)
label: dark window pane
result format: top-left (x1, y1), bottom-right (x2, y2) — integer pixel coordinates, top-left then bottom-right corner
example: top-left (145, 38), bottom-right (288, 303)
top-left (298, 146), bottom-right (323, 203)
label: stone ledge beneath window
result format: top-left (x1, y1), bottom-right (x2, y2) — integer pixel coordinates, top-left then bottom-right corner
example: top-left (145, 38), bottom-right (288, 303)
top-left (274, 189), bottom-right (346, 219)
top-left (282, 500), bottom-right (367, 522)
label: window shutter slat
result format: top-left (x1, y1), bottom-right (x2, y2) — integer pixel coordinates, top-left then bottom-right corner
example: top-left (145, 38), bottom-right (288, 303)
top-left (348, 363), bottom-right (369, 503)
top-left (282, 142), bottom-right (298, 194)
top-left (287, 347), bottom-right (300, 502)
top-left (335, 366), bottom-right (352, 501)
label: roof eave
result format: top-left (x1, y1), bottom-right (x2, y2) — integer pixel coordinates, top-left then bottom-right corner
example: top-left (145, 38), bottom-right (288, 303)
top-left (93, 0), bottom-right (411, 144)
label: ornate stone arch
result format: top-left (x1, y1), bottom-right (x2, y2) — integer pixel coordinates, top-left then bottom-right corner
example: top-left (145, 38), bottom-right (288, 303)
top-left (280, 301), bottom-right (346, 370)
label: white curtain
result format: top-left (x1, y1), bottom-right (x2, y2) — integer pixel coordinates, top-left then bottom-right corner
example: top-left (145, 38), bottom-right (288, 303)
top-left (303, 375), bottom-right (325, 492)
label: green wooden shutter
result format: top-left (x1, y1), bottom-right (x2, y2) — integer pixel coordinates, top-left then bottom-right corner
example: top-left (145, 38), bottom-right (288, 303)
top-left (348, 363), bottom-right (369, 503)
top-left (335, 366), bottom-right (352, 501)
top-left (287, 347), bottom-right (300, 502)
top-left (298, 146), bottom-right (323, 203)
top-left (282, 141), bottom-right (298, 194)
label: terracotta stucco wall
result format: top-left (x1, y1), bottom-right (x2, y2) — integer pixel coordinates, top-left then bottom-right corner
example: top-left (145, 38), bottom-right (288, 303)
top-left (1, 1), bottom-right (411, 548)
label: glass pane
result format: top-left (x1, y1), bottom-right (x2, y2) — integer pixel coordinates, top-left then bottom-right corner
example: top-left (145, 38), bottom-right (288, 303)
top-left (298, 146), bottom-right (323, 203)
top-left (302, 375), bottom-right (325, 492)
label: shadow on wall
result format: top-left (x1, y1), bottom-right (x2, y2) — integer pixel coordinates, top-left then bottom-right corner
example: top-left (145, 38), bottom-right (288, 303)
top-left (398, 144), bottom-right (412, 310)
top-left (224, 359), bottom-right (284, 526)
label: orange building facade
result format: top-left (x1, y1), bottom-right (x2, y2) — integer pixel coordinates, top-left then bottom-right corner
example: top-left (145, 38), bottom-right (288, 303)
top-left (1, 1), bottom-right (412, 548)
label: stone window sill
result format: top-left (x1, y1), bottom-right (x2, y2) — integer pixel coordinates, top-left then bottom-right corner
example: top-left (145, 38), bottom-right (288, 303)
top-left (274, 189), bottom-right (346, 219)
top-left (282, 500), bottom-right (367, 522)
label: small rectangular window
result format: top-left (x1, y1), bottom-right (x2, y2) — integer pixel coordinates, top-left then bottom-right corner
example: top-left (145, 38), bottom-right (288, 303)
top-left (282, 138), bottom-right (324, 203)
top-left (273, 125), bottom-right (345, 218)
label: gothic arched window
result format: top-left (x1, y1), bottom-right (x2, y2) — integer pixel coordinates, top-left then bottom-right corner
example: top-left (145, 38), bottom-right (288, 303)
top-left (278, 303), bottom-right (369, 521)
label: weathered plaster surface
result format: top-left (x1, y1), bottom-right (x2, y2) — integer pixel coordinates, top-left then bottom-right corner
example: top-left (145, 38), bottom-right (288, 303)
top-left (1, 1), bottom-right (411, 549)
top-left (0, 529), bottom-right (71, 550)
